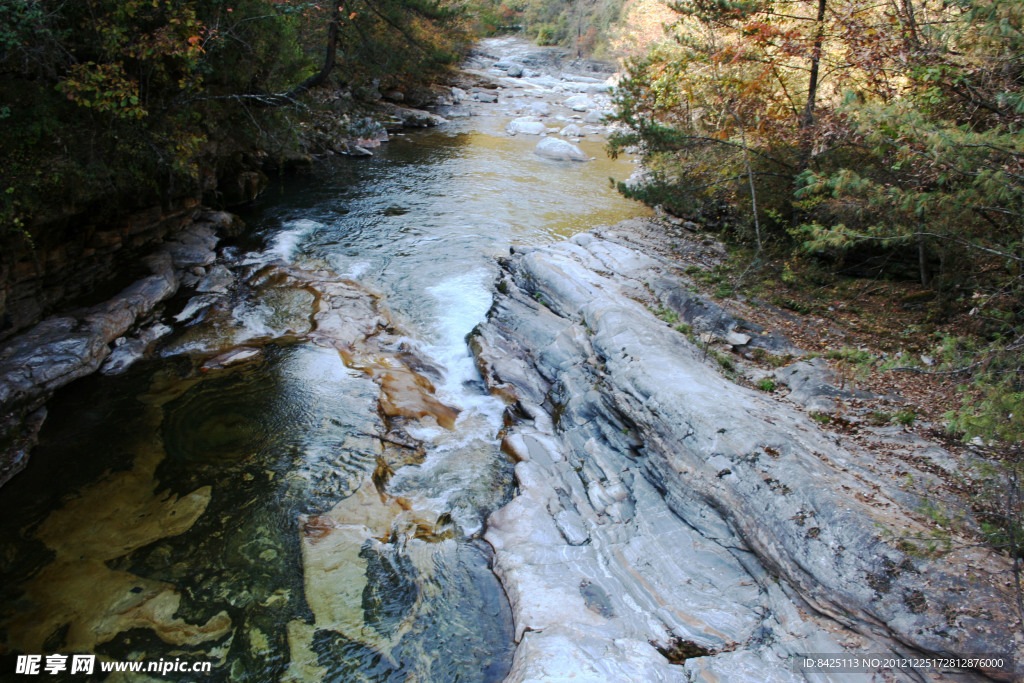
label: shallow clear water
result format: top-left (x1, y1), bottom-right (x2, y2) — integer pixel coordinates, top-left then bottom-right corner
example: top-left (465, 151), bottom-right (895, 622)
top-left (0, 107), bottom-right (648, 681)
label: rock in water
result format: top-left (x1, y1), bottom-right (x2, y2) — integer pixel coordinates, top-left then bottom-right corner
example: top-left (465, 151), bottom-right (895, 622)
top-left (563, 94), bottom-right (594, 111)
top-left (506, 118), bottom-right (549, 136)
top-left (524, 101), bottom-right (550, 117)
top-left (534, 137), bottom-right (589, 162)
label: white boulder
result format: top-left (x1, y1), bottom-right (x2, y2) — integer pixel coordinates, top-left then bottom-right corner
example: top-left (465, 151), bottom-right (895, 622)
top-left (507, 117), bottom-right (550, 135)
top-left (534, 137), bottom-right (590, 162)
top-left (564, 94), bottom-right (595, 112)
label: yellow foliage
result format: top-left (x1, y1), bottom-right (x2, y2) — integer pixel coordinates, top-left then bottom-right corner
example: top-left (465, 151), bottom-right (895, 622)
top-left (610, 0), bottom-right (677, 60)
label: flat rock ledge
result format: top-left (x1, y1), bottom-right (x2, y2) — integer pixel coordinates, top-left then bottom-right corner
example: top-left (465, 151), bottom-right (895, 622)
top-left (0, 211), bottom-right (238, 488)
top-left (471, 230), bottom-right (1020, 681)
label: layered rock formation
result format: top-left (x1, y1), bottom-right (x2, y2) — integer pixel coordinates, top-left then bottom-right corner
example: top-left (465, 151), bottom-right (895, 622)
top-left (0, 211), bottom-right (238, 487)
top-left (471, 225), bottom-right (1019, 681)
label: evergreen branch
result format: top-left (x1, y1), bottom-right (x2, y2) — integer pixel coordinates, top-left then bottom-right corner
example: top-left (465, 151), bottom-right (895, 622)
top-left (837, 230), bottom-right (1024, 262)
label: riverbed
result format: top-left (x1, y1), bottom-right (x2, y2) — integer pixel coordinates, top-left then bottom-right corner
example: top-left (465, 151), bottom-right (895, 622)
top-left (0, 39), bottom-right (648, 681)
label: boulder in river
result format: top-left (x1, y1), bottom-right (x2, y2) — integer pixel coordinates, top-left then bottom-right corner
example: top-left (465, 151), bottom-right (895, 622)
top-left (533, 137), bottom-right (590, 162)
top-left (559, 123), bottom-right (584, 138)
top-left (195, 264), bottom-right (234, 294)
top-left (563, 94), bottom-right (594, 111)
top-left (524, 101), bottom-right (551, 117)
top-left (506, 118), bottom-right (549, 136)
top-left (381, 103), bottom-right (447, 128)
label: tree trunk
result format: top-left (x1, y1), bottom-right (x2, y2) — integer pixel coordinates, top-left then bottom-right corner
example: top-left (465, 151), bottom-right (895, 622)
top-left (801, 0), bottom-right (827, 130)
top-left (918, 235), bottom-right (930, 287)
top-left (277, 9), bottom-right (342, 103)
top-left (902, 0), bottom-right (919, 47)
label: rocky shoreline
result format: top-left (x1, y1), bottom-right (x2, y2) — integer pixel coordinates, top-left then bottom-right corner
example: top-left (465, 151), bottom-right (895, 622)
top-left (0, 211), bottom-right (240, 487)
top-left (0, 33), bottom-right (623, 491)
top-left (471, 221), bottom-right (1020, 681)
top-left (0, 87), bottom-right (464, 489)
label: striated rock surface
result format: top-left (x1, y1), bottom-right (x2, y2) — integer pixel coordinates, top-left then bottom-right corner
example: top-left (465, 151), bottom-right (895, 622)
top-left (0, 198), bottom-right (203, 342)
top-left (0, 212), bottom-right (237, 487)
top-left (774, 357), bottom-right (875, 414)
top-left (471, 229), bottom-right (1020, 681)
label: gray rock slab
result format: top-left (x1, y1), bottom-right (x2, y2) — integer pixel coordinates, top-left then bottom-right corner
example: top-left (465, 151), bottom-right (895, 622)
top-left (473, 232), bottom-right (1018, 681)
top-left (195, 264), bottom-right (234, 294)
top-left (774, 357), bottom-right (874, 413)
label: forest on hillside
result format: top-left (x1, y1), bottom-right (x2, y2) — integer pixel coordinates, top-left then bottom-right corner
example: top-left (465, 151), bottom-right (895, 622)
top-left (470, 0), bottom-right (627, 55)
top-left (604, 0), bottom-right (1023, 449)
top-left (0, 0), bottom-right (468, 233)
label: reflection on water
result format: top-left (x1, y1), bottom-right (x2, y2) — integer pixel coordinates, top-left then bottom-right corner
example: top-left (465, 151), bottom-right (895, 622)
top-left (0, 110), bottom-right (647, 680)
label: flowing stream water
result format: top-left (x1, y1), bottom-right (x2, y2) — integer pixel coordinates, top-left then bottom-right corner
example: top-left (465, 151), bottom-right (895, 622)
top-left (0, 52), bottom-right (649, 681)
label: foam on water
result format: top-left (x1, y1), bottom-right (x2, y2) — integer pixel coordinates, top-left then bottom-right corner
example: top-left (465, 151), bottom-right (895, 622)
top-left (246, 218), bottom-right (325, 264)
top-left (342, 260), bottom-right (372, 280)
top-left (424, 270), bottom-right (506, 426)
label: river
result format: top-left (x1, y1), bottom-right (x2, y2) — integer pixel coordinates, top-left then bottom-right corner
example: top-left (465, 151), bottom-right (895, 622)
top-left (0, 41), bottom-right (649, 682)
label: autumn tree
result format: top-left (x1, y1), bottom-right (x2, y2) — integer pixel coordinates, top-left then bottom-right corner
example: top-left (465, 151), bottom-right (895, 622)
top-left (0, 0), bottom-right (466, 233)
top-left (611, 0), bottom-right (1023, 444)
top-left (472, 0), bottom-right (626, 56)
top-left (609, 0), bottom-right (842, 242)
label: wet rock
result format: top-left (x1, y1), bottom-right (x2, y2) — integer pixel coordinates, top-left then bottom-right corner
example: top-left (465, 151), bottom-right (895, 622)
top-left (0, 258), bottom-right (177, 410)
top-left (1, 198), bottom-right (198, 343)
top-left (506, 117), bottom-right (549, 135)
top-left (347, 117), bottom-right (390, 148)
top-left (0, 213), bottom-right (232, 486)
top-left (473, 90), bottom-right (498, 104)
top-left (521, 75), bottom-right (564, 90)
top-left (524, 101), bottom-right (551, 117)
top-left (382, 104), bottom-right (447, 128)
top-left (173, 293), bottom-right (222, 324)
top-left (3, 439), bottom-right (230, 653)
top-left (563, 94), bottom-right (595, 111)
top-left (534, 137), bottom-right (590, 162)
top-left (559, 123), bottom-right (585, 137)
top-left (100, 322), bottom-right (173, 375)
top-left (164, 242), bottom-right (216, 269)
top-left (202, 346), bottom-right (261, 370)
top-left (348, 144), bottom-right (374, 157)
top-left (195, 264), bottom-right (234, 294)
top-left (473, 230), bottom-right (1018, 681)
